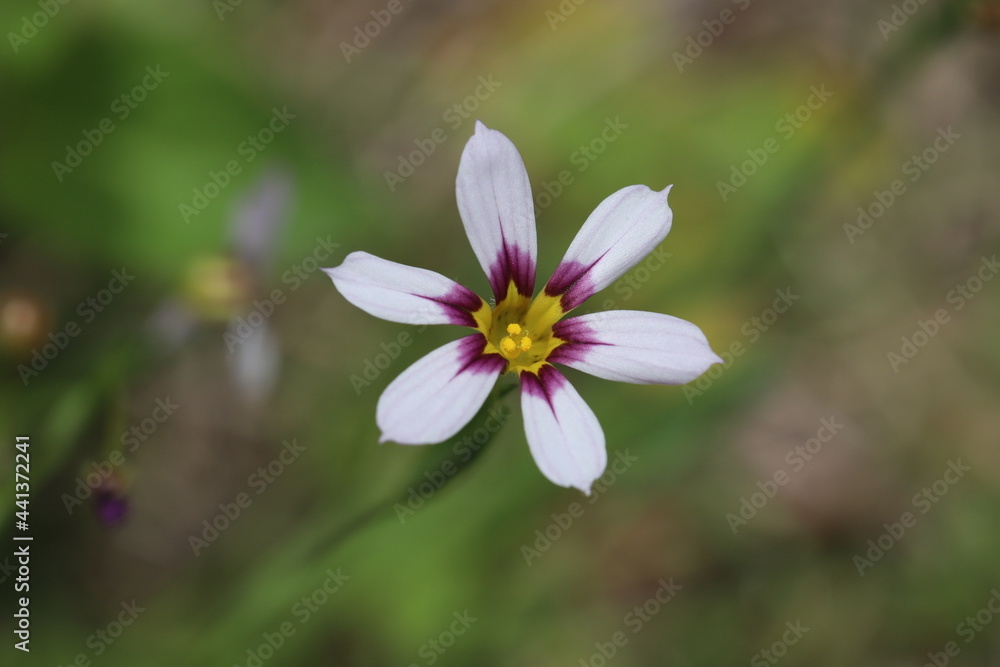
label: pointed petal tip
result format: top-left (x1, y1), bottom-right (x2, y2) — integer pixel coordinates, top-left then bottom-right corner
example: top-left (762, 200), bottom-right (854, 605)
top-left (653, 183), bottom-right (673, 205)
top-left (376, 424), bottom-right (422, 445)
top-left (700, 343), bottom-right (725, 370)
top-left (559, 471), bottom-right (601, 496)
top-left (643, 183), bottom-right (673, 209)
top-left (542, 469), bottom-right (601, 496)
top-left (322, 250), bottom-right (364, 280)
top-left (629, 183), bottom-right (672, 198)
top-left (474, 119), bottom-right (489, 133)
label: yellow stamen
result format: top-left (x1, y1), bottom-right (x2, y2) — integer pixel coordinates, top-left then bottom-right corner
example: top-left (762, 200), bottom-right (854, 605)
top-left (474, 279), bottom-right (570, 374)
top-left (497, 321), bottom-right (535, 359)
top-left (499, 337), bottom-right (518, 357)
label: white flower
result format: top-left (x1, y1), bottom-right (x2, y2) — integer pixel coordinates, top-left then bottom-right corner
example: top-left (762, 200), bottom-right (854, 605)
top-left (324, 122), bottom-right (721, 494)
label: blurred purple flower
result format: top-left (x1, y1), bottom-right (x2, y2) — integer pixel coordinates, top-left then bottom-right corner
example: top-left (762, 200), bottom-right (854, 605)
top-left (94, 476), bottom-right (130, 526)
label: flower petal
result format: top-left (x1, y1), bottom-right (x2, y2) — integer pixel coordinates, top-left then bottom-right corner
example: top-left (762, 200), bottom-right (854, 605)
top-left (549, 310), bottom-right (722, 384)
top-left (324, 251), bottom-right (486, 327)
top-left (229, 167), bottom-right (294, 274)
top-left (377, 335), bottom-right (505, 444)
top-left (456, 121), bottom-right (537, 301)
top-left (544, 185), bottom-right (672, 310)
top-left (520, 365), bottom-right (606, 494)
top-left (228, 319), bottom-right (281, 402)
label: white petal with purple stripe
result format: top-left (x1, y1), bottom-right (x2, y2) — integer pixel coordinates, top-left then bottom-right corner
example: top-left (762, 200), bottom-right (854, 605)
top-left (549, 310), bottom-right (722, 384)
top-left (377, 335), bottom-right (505, 445)
top-left (520, 365), bottom-right (606, 494)
top-left (456, 121), bottom-right (537, 301)
top-left (544, 185), bottom-right (672, 310)
top-left (324, 252), bottom-right (484, 327)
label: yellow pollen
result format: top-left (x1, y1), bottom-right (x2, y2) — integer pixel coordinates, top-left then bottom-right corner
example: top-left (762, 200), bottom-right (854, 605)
top-left (475, 283), bottom-right (570, 373)
top-left (498, 322), bottom-right (535, 360)
top-left (499, 337), bottom-right (517, 356)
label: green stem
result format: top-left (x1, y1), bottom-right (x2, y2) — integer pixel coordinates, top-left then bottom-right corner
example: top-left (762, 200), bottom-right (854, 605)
top-left (191, 379), bottom-right (520, 662)
top-left (305, 378), bottom-right (517, 559)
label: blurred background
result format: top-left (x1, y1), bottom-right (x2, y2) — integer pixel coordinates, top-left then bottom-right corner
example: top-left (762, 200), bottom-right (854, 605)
top-left (2, 0), bottom-right (1000, 665)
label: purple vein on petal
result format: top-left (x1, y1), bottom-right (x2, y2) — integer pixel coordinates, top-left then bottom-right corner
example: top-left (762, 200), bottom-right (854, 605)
top-left (419, 283), bottom-right (484, 327)
top-left (548, 317), bottom-right (611, 366)
top-left (455, 334), bottom-right (506, 377)
top-left (488, 244), bottom-right (535, 301)
top-left (519, 364), bottom-right (567, 416)
top-left (543, 259), bottom-right (600, 311)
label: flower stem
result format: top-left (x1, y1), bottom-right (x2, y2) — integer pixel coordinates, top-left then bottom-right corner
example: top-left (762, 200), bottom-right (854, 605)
top-left (305, 379), bottom-right (517, 559)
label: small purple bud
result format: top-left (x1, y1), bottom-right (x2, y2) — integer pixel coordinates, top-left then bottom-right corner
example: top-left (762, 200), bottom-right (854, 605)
top-left (93, 477), bottom-right (130, 526)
